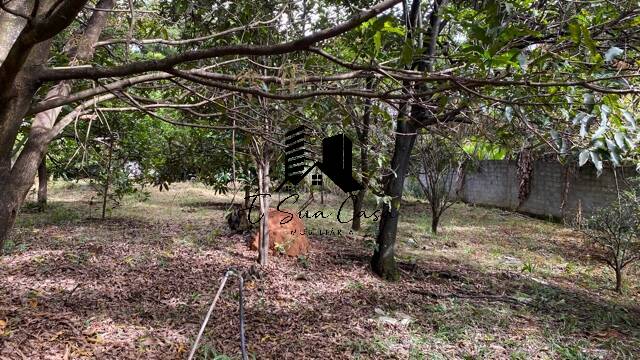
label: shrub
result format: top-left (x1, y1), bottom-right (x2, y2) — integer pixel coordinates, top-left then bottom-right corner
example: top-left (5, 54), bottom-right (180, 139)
top-left (414, 135), bottom-right (465, 234)
top-left (581, 184), bottom-right (640, 293)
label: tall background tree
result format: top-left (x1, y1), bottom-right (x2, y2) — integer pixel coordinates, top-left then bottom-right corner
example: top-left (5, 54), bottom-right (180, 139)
top-left (0, 0), bottom-right (402, 247)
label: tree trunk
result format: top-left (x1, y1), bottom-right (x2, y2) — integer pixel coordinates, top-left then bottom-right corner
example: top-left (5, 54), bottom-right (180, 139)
top-left (37, 159), bottom-right (47, 211)
top-left (371, 0), bottom-right (447, 279)
top-left (244, 184), bottom-right (251, 208)
top-left (0, 189), bottom-right (19, 251)
top-left (351, 133), bottom-right (369, 231)
top-left (431, 213), bottom-right (439, 234)
top-left (0, 0), bottom-right (114, 247)
top-left (615, 268), bottom-right (623, 293)
top-left (351, 189), bottom-right (365, 231)
top-left (371, 119), bottom-right (417, 280)
top-left (0, 41), bottom-right (53, 247)
top-left (429, 198), bottom-right (441, 234)
top-left (0, 1), bottom-right (32, 64)
top-left (101, 139), bottom-right (114, 219)
top-left (257, 157), bottom-right (271, 265)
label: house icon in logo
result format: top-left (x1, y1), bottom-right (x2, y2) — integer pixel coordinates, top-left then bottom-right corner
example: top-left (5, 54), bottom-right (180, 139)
top-left (275, 126), bottom-right (363, 193)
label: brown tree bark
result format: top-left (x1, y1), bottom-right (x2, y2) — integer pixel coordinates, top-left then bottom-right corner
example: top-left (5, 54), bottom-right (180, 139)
top-left (0, 40), bottom-right (53, 248)
top-left (257, 157), bottom-right (271, 266)
top-left (431, 209), bottom-right (440, 234)
top-left (101, 138), bottom-right (114, 219)
top-left (244, 184), bottom-right (251, 209)
top-left (615, 267), bottom-right (623, 293)
top-left (371, 119), bottom-right (417, 280)
top-left (371, 0), bottom-right (448, 280)
top-left (370, 0), bottom-right (422, 280)
top-left (351, 189), bottom-right (366, 231)
top-left (0, 0), bottom-right (33, 64)
top-left (37, 159), bottom-right (47, 210)
top-left (0, 0), bottom-right (114, 247)
top-left (252, 103), bottom-right (272, 266)
top-left (0, 0), bottom-right (89, 94)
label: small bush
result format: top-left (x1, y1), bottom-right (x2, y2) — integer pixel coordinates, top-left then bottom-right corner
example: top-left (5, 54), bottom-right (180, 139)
top-left (414, 135), bottom-right (465, 234)
top-left (581, 185), bottom-right (640, 293)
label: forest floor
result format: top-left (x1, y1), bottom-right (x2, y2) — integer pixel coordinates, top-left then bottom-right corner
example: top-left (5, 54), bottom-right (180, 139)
top-left (1, 181), bottom-right (639, 359)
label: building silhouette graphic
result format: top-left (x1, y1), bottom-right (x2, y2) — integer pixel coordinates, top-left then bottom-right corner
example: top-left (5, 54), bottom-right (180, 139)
top-left (275, 126), bottom-right (363, 193)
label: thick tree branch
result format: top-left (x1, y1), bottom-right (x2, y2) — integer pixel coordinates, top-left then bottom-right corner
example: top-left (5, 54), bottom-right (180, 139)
top-left (27, 72), bottom-right (174, 115)
top-left (24, 0), bottom-right (89, 45)
top-left (170, 68), bottom-right (424, 100)
top-left (37, 0), bottom-right (402, 81)
top-left (95, 6), bottom-right (286, 47)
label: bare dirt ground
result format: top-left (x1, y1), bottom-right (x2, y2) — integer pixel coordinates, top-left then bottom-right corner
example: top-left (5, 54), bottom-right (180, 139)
top-left (1, 182), bottom-right (639, 359)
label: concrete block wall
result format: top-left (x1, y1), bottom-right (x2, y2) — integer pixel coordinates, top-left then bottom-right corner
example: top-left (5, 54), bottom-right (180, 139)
top-left (456, 160), bottom-right (633, 220)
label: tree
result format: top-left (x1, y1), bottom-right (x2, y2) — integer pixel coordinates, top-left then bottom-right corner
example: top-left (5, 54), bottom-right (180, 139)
top-left (1, 0), bottom-right (114, 243)
top-left (332, 79), bottom-right (381, 231)
top-left (415, 134), bottom-right (464, 234)
top-left (372, 0), bottom-right (453, 280)
top-left (0, 0), bottom-right (402, 247)
top-left (371, 0), bottom-right (640, 280)
top-left (582, 188), bottom-right (640, 293)
top-left (351, 91), bottom-right (373, 232)
top-left (250, 97), bottom-right (276, 266)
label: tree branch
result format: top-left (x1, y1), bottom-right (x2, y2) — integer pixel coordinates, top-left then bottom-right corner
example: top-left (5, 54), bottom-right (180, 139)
top-left (37, 0), bottom-right (402, 81)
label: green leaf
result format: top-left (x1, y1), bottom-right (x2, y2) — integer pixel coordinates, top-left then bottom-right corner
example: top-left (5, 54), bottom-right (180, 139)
top-left (614, 132), bottom-right (627, 151)
top-left (579, 114), bottom-right (594, 138)
top-left (580, 24), bottom-right (597, 58)
top-left (600, 104), bottom-right (610, 126)
top-left (604, 47), bottom-right (623, 63)
top-left (504, 106), bottom-right (513, 121)
top-left (622, 110), bottom-right (637, 129)
top-left (550, 130), bottom-right (561, 148)
top-left (592, 126), bottom-right (607, 140)
top-left (578, 149), bottom-right (590, 166)
top-left (590, 151), bottom-right (603, 175)
top-left (568, 22), bottom-right (581, 45)
top-left (572, 112), bottom-right (586, 125)
top-left (610, 150), bottom-right (622, 167)
top-left (560, 138), bottom-right (569, 155)
top-left (373, 31), bottom-right (382, 55)
top-left (400, 41), bottom-right (414, 66)
top-left (517, 52), bottom-right (527, 72)
top-left (381, 20), bottom-right (404, 36)
top-left (583, 93), bottom-right (595, 112)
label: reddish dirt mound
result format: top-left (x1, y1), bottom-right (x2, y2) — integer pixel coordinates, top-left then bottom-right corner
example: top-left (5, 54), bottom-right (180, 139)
top-left (250, 208), bottom-right (309, 256)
